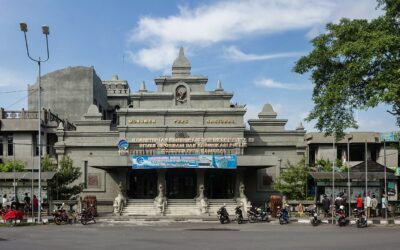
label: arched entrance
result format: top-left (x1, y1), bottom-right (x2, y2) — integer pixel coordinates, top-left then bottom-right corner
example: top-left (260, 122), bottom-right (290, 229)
top-left (166, 169), bottom-right (197, 199)
top-left (205, 169), bottom-right (235, 199)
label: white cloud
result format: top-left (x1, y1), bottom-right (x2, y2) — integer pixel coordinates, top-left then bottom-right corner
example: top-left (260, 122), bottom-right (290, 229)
top-left (127, 0), bottom-right (381, 71)
top-left (255, 78), bottom-right (312, 91)
top-left (223, 46), bottom-right (303, 62)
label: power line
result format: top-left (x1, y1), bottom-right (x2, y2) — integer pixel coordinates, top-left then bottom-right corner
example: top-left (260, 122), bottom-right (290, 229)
top-left (4, 89), bottom-right (37, 109)
top-left (0, 89), bottom-right (28, 94)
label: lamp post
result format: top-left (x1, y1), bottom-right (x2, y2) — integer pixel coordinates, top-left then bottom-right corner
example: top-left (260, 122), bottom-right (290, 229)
top-left (20, 22), bottom-right (50, 223)
top-left (347, 134), bottom-right (352, 217)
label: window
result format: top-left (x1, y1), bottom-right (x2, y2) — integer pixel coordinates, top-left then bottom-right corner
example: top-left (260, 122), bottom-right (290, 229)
top-left (32, 134), bottom-right (39, 156)
top-left (7, 135), bottom-right (13, 156)
top-left (0, 136), bottom-right (3, 156)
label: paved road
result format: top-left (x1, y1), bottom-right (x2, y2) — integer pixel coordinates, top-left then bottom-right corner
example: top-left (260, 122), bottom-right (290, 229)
top-left (0, 221), bottom-right (399, 250)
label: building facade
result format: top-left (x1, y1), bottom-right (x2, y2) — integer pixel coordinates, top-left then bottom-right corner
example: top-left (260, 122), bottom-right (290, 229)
top-left (1, 48), bottom-right (397, 215)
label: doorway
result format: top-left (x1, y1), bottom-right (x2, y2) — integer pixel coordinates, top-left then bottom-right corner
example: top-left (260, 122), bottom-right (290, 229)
top-left (166, 169), bottom-right (196, 199)
top-left (205, 169), bottom-right (235, 199)
top-left (128, 170), bottom-right (157, 199)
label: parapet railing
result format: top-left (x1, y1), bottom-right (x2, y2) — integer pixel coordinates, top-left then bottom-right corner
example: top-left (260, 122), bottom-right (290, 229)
top-left (0, 108), bottom-right (76, 131)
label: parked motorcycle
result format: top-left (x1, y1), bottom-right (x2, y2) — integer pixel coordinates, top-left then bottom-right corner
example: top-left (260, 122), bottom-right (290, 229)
top-left (247, 206), bottom-right (269, 223)
top-left (353, 208), bottom-right (367, 228)
top-left (306, 206), bottom-right (321, 226)
top-left (217, 205), bottom-right (230, 224)
top-left (52, 209), bottom-right (70, 225)
top-left (336, 205), bottom-right (348, 227)
top-left (79, 205), bottom-right (96, 225)
top-left (235, 205), bottom-right (243, 224)
top-left (277, 206), bottom-right (290, 225)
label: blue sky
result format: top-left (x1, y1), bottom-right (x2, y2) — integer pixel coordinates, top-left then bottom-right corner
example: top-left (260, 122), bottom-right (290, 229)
top-left (0, 0), bottom-right (398, 132)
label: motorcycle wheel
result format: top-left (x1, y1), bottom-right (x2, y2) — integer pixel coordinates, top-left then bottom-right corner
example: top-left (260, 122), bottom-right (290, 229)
top-left (237, 216), bottom-right (243, 224)
top-left (248, 215), bottom-right (255, 223)
top-left (219, 219), bottom-right (224, 224)
top-left (81, 218), bottom-right (88, 225)
top-left (279, 217), bottom-right (284, 225)
top-left (54, 217), bottom-right (62, 225)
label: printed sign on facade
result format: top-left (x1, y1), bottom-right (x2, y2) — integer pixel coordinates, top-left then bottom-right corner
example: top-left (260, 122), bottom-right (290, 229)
top-left (131, 154), bottom-right (237, 169)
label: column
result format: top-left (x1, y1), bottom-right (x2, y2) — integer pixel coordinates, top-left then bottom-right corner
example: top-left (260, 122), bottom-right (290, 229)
top-left (235, 168), bottom-right (245, 198)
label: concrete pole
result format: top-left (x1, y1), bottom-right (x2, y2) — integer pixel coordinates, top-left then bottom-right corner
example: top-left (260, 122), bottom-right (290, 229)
top-left (347, 136), bottom-right (351, 217)
top-left (365, 140), bottom-right (368, 220)
top-left (384, 139), bottom-right (387, 220)
top-left (332, 136), bottom-right (335, 224)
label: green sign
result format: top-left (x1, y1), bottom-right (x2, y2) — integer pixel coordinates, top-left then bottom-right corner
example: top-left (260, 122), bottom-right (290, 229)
top-left (379, 131), bottom-right (399, 142)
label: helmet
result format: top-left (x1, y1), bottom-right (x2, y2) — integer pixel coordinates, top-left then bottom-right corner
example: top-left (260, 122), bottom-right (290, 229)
top-left (339, 205), bottom-right (344, 210)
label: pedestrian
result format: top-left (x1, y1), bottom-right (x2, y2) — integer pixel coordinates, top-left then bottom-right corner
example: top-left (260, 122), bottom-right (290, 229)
top-left (2, 194), bottom-right (8, 207)
top-left (296, 203), bottom-right (304, 217)
top-left (365, 193), bottom-right (372, 218)
top-left (381, 194), bottom-right (387, 218)
top-left (322, 194), bottom-right (330, 218)
top-left (334, 194), bottom-right (343, 211)
top-left (33, 195), bottom-right (39, 212)
top-left (24, 193), bottom-right (31, 213)
top-left (356, 194), bottom-right (363, 211)
top-left (371, 194), bottom-right (378, 217)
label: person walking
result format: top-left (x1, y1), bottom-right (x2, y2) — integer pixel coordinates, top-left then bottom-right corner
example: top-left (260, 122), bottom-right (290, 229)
top-left (371, 194), bottom-right (378, 217)
top-left (33, 195), bottom-right (39, 212)
top-left (334, 194), bottom-right (343, 212)
top-left (322, 194), bottom-right (330, 218)
top-left (365, 193), bottom-right (372, 218)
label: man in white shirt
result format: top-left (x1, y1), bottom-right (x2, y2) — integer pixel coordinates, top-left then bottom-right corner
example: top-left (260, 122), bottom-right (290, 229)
top-left (365, 193), bottom-right (372, 218)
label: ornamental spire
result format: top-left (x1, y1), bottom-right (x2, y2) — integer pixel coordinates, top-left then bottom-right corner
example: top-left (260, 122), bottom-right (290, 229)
top-left (172, 47), bottom-right (191, 76)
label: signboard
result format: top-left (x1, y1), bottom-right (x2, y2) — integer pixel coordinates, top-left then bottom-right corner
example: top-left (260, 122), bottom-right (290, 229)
top-left (387, 181), bottom-right (398, 201)
top-left (379, 131), bottom-right (399, 142)
top-left (132, 154), bottom-right (237, 169)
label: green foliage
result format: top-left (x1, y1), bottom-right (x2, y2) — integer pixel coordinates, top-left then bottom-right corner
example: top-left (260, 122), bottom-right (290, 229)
top-left (0, 160), bottom-right (25, 172)
top-left (273, 159), bottom-right (309, 200)
top-left (315, 158), bottom-right (348, 172)
top-left (293, 0), bottom-right (400, 139)
top-left (41, 155), bottom-right (56, 171)
top-left (47, 156), bottom-right (83, 200)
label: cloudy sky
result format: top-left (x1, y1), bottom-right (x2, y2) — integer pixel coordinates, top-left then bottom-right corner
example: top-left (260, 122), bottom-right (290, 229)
top-left (0, 0), bottom-right (397, 132)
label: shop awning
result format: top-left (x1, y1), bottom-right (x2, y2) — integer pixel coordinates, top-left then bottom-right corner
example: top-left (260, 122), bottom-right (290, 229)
top-left (0, 171), bottom-right (56, 180)
top-left (309, 172), bottom-right (397, 180)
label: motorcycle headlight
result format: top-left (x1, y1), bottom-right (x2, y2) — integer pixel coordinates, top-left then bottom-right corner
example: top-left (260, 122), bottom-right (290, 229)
top-left (314, 213), bottom-right (318, 217)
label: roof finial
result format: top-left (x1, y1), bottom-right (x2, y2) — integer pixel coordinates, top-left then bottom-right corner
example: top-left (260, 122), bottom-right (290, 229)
top-left (172, 47), bottom-right (191, 76)
top-left (139, 80), bottom-right (147, 92)
top-left (215, 80), bottom-right (224, 91)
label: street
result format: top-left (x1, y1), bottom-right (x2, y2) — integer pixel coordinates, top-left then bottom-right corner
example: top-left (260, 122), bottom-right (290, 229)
top-left (0, 221), bottom-right (399, 250)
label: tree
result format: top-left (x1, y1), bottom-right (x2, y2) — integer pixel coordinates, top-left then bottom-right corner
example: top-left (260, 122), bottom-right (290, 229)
top-left (294, 0), bottom-right (400, 138)
top-left (273, 159), bottom-right (309, 200)
top-left (47, 156), bottom-right (83, 200)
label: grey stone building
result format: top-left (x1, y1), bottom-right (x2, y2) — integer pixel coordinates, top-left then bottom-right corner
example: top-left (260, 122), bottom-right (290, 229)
top-left (2, 48), bottom-right (396, 215)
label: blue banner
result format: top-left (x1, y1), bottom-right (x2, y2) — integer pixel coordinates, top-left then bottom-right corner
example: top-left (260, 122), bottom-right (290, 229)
top-left (131, 154), bottom-right (237, 169)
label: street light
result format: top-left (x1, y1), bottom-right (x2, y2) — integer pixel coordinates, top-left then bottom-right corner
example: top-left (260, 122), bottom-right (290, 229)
top-left (20, 22), bottom-right (50, 223)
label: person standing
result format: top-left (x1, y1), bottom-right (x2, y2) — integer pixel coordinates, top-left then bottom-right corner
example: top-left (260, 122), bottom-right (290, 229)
top-left (365, 193), bottom-right (372, 218)
top-left (356, 194), bottom-right (363, 211)
top-left (2, 194), bottom-right (9, 208)
top-left (33, 195), bottom-right (39, 212)
top-left (381, 194), bottom-right (387, 218)
top-left (371, 194), bottom-right (378, 217)
top-left (24, 193), bottom-right (31, 213)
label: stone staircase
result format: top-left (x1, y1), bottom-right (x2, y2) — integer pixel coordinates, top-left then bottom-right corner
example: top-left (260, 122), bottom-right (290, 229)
top-left (122, 199), bottom-right (159, 216)
top-left (164, 199), bottom-right (200, 216)
top-left (207, 199), bottom-right (238, 217)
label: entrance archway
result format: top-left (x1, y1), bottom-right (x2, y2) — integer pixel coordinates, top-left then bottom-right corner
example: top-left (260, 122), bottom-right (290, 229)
top-left (205, 169), bottom-right (235, 199)
top-left (128, 170), bottom-right (157, 199)
top-left (166, 169), bottom-right (196, 199)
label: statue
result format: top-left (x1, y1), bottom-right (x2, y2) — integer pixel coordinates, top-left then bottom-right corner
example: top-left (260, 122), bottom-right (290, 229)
top-left (237, 182), bottom-right (251, 214)
top-left (154, 183), bottom-right (167, 215)
top-left (196, 184), bottom-right (208, 214)
top-left (113, 181), bottom-right (126, 215)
